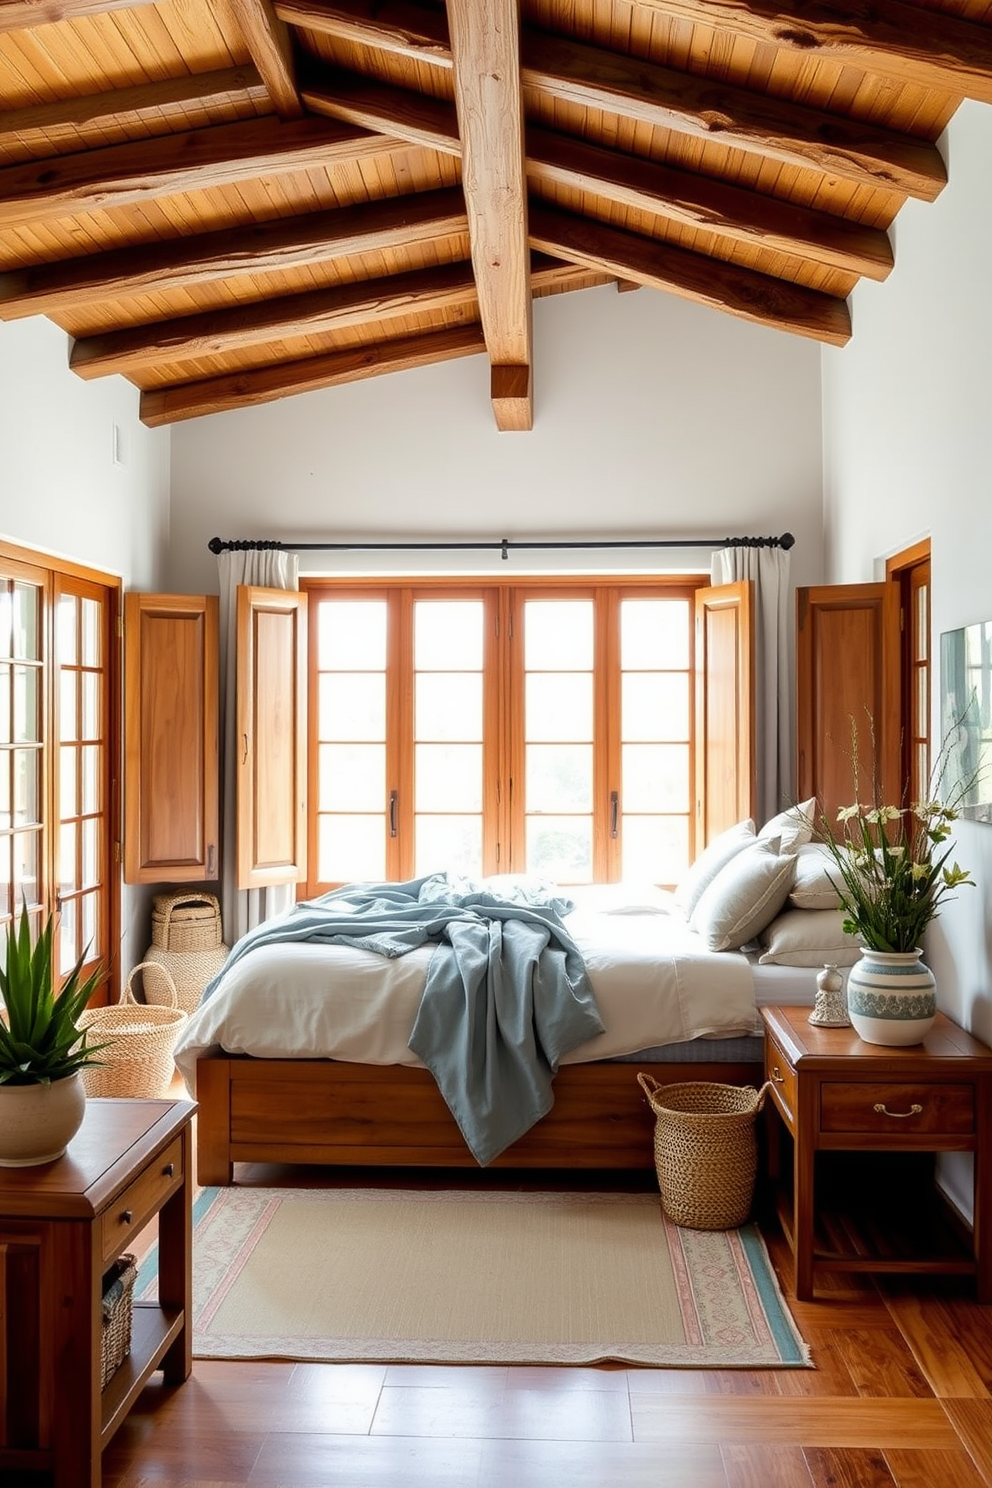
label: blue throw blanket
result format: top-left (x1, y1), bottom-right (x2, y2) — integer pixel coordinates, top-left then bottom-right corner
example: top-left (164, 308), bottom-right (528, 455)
top-left (201, 874), bottom-right (604, 1165)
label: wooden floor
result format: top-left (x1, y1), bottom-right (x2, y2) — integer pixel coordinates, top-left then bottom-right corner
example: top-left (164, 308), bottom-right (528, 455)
top-left (84, 1157), bottom-right (992, 1488)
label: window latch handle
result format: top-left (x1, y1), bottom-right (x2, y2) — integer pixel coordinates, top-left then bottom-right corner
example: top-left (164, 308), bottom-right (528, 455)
top-left (610, 790), bottom-right (619, 839)
top-left (389, 790), bottom-right (398, 838)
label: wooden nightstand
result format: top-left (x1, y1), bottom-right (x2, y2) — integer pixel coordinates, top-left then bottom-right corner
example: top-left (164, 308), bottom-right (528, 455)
top-left (0, 1097), bottom-right (195, 1488)
top-left (761, 1006), bottom-right (992, 1303)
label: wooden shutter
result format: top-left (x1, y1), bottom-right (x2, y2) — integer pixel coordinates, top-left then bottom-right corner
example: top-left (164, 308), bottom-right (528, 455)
top-left (123, 592), bottom-right (219, 883)
top-left (236, 585), bottom-right (308, 889)
top-left (796, 583), bottom-right (900, 824)
top-left (694, 581), bottom-right (755, 847)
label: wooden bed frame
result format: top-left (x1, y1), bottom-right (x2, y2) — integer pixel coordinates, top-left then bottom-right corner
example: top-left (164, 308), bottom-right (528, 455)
top-left (194, 1053), bottom-right (765, 1184)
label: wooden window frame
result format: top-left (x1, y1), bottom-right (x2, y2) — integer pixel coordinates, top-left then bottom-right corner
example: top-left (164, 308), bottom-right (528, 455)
top-left (886, 538), bottom-right (931, 808)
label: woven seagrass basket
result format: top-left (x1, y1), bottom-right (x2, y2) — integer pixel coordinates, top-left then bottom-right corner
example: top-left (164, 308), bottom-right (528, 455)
top-left (101, 1253), bottom-right (137, 1389)
top-left (143, 893), bottom-right (229, 1014)
top-left (636, 1074), bottom-right (772, 1231)
top-left (80, 965), bottom-right (188, 1099)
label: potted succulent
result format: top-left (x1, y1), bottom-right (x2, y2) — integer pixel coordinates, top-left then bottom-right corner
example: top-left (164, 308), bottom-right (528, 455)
top-left (0, 902), bottom-right (108, 1166)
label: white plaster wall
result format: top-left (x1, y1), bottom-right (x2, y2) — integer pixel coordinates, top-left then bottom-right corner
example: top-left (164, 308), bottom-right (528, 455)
top-left (168, 284), bottom-right (825, 596)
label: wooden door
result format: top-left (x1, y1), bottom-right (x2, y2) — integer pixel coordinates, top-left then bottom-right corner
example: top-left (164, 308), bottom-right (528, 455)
top-left (236, 586), bottom-right (308, 889)
top-left (694, 581), bottom-right (755, 847)
top-left (796, 583), bottom-right (900, 825)
top-left (123, 593), bottom-right (219, 883)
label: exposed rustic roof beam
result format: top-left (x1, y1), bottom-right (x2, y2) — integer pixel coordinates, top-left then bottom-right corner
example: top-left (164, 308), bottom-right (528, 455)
top-left (0, 68), bottom-right (269, 159)
top-left (275, 0), bottom-right (451, 68)
top-left (521, 33), bottom-right (945, 203)
top-left (447, 0), bottom-right (532, 433)
top-left (70, 252), bottom-right (590, 380)
top-left (0, 0), bottom-right (153, 31)
top-left (139, 323), bottom-right (489, 426)
top-left (301, 72), bottom-right (461, 154)
top-left (211, 0), bottom-right (303, 118)
top-left (526, 125), bottom-right (892, 282)
top-left (0, 116), bottom-right (411, 227)
top-left (633, 0), bottom-right (992, 108)
top-left (0, 188), bottom-right (468, 320)
top-left (529, 202), bottom-right (851, 345)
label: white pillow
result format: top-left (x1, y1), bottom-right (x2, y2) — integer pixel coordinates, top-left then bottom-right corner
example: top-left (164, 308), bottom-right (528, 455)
top-left (758, 907), bottom-right (861, 966)
top-left (758, 797), bottom-right (817, 854)
top-left (690, 838), bottom-right (797, 952)
top-left (789, 843), bottom-right (845, 911)
top-left (672, 818), bottom-right (756, 919)
top-left (567, 883), bottom-right (675, 915)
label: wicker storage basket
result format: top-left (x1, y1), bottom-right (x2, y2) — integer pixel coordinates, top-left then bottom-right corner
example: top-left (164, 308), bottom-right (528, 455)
top-left (637, 1074), bottom-right (772, 1231)
top-left (80, 965), bottom-right (188, 1099)
top-left (143, 893), bottom-right (229, 1014)
top-left (101, 1252), bottom-right (137, 1389)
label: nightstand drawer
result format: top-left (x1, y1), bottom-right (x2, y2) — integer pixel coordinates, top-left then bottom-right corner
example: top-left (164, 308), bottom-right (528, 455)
top-left (765, 1043), bottom-right (797, 1121)
top-left (100, 1136), bottom-right (184, 1263)
top-left (820, 1082), bottom-right (975, 1136)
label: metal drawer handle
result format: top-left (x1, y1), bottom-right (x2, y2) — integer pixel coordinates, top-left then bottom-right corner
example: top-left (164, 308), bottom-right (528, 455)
top-left (873, 1102), bottom-right (923, 1119)
top-left (164, 1163), bottom-right (174, 1177)
top-left (121, 1209), bottom-right (133, 1225)
top-left (771, 1066), bottom-right (786, 1084)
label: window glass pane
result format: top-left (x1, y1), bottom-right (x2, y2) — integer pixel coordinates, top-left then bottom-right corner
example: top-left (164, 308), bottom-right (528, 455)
top-left (318, 743), bottom-right (384, 811)
top-left (915, 584), bottom-right (928, 661)
top-left (82, 818), bottom-right (99, 887)
top-left (416, 674), bottom-right (482, 742)
top-left (526, 817), bottom-right (592, 883)
top-left (318, 674), bottom-right (385, 742)
top-left (14, 666), bottom-right (39, 742)
top-left (525, 601), bottom-right (593, 671)
top-left (622, 743), bottom-right (690, 812)
top-left (12, 583), bottom-right (40, 661)
top-left (81, 598), bottom-right (101, 666)
top-left (14, 829), bottom-right (39, 907)
top-left (60, 670), bottom-right (78, 741)
top-left (59, 896), bottom-right (77, 977)
top-left (81, 745), bottom-right (101, 814)
top-left (318, 815), bottom-right (384, 884)
top-left (0, 590), bottom-right (11, 659)
top-left (525, 674), bottom-right (592, 742)
top-left (0, 755), bottom-right (9, 829)
top-left (415, 601), bottom-right (483, 671)
top-left (916, 668), bottom-right (928, 738)
top-left (621, 599), bottom-right (689, 670)
top-left (58, 595), bottom-right (77, 664)
top-left (60, 822), bottom-right (77, 894)
top-left (415, 816), bottom-right (482, 879)
top-left (0, 664), bottom-right (9, 739)
top-left (0, 862), bottom-right (9, 921)
top-left (526, 744), bottom-right (592, 812)
top-left (415, 744), bottom-right (482, 812)
top-left (82, 890), bottom-right (98, 957)
top-left (15, 749), bottom-right (40, 826)
top-left (317, 601), bottom-right (387, 670)
top-left (82, 673), bottom-right (100, 739)
top-left (622, 673), bottom-right (689, 742)
top-left (621, 816), bottom-right (689, 886)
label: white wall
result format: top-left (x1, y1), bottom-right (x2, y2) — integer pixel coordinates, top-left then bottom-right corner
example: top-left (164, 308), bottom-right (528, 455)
top-left (169, 284), bottom-right (825, 595)
top-left (0, 315), bottom-right (172, 969)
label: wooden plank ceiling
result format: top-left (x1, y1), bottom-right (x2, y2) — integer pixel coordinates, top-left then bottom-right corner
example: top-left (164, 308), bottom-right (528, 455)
top-left (1, 0), bottom-right (990, 430)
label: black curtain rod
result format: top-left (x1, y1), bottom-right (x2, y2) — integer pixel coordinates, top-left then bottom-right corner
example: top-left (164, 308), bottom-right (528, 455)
top-left (208, 532), bottom-right (795, 558)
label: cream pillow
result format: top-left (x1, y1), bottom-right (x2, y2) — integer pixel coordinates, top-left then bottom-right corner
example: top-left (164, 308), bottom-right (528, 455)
top-left (757, 797), bottom-right (817, 854)
top-left (789, 843), bottom-right (845, 911)
top-left (690, 838), bottom-right (797, 952)
top-left (758, 907), bottom-right (861, 966)
top-left (672, 818), bottom-right (756, 919)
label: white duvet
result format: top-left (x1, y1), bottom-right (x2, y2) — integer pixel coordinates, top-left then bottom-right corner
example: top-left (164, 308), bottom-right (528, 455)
top-left (172, 896), bottom-right (760, 1089)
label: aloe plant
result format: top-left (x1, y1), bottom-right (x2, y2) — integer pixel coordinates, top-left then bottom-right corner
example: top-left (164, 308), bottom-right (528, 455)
top-left (0, 902), bottom-right (109, 1086)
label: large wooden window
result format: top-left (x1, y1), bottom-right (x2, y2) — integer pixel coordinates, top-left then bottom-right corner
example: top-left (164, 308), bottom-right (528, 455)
top-left (303, 578), bottom-right (703, 894)
top-left (0, 544), bottom-right (118, 996)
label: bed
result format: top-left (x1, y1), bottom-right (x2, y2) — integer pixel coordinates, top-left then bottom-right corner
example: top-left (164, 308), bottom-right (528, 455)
top-left (174, 838), bottom-right (850, 1184)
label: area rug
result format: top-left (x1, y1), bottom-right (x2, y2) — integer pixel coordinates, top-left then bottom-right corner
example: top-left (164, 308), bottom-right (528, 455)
top-left (137, 1186), bottom-right (811, 1368)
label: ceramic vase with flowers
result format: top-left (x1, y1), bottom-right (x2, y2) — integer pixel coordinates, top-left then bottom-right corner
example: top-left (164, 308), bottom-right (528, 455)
top-left (818, 779), bottom-right (974, 1046)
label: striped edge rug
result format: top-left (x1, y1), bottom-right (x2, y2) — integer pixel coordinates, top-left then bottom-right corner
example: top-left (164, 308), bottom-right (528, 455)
top-left (137, 1186), bottom-right (811, 1369)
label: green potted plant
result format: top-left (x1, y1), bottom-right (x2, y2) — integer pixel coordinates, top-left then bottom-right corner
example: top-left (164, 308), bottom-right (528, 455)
top-left (0, 901), bottom-right (108, 1166)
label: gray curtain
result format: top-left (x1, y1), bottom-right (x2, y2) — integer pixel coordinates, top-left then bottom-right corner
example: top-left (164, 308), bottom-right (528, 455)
top-left (710, 544), bottom-right (792, 827)
top-left (217, 548), bottom-right (300, 945)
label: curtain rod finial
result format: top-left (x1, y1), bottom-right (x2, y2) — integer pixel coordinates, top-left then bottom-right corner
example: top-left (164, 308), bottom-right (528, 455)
top-left (780, 532), bottom-right (795, 550)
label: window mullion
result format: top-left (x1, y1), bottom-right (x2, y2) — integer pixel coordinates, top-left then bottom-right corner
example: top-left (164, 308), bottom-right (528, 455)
top-left (594, 587), bottom-right (620, 882)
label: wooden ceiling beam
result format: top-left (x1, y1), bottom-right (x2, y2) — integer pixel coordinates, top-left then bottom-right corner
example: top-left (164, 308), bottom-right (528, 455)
top-left (210, 0), bottom-right (303, 118)
top-left (0, 0), bottom-right (153, 31)
top-left (274, 0), bottom-right (451, 68)
top-left (521, 33), bottom-right (945, 202)
top-left (301, 73), bottom-right (461, 155)
top-left (528, 201), bottom-right (851, 345)
top-left (0, 116), bottom-right (411, 227)
top-left (447, 0), bottom-right (532, 432)
top-left (632, 0), bottom-right (992, 108)
top-left (139, 324), bottom-right (489, 426)
top-left (0, 188), bottom-right (468, 320)
top-left (526, 125), bottom-right (892, 282)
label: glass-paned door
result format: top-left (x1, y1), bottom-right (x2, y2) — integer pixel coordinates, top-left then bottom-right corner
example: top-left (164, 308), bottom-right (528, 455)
top-left (0, 567), bottom-right (45, 951)
top-left (413, 599), bottom-right (485, 878)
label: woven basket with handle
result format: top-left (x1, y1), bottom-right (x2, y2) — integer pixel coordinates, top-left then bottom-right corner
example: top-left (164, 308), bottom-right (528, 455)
top-left (80, 965), bottom-right (188, 1099)
top-left (143, 893), bottom-right (229, 1013)
top-left (636, 1074), bottom-right (772, 1231)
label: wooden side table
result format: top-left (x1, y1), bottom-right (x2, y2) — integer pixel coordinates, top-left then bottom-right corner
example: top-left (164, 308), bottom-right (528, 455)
top-left (0, 1097), bottom-right (195, 1488)
top-left (761, 1006), bottom-right (992, 1303)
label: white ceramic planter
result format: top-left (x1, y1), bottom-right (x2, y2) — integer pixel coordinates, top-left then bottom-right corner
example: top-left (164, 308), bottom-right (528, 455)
top-left (846, 948), bottom-right (937, 1046)
top-left (0, 1072), bottom-right (86, 1166)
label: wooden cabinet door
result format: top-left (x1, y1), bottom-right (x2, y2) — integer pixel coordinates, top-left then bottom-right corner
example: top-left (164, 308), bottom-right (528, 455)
top-left (123, 593), bottom-right (219, 883)
top-left (694, 580), bottom-right (755, 847)
top-left (236, 585), bottom-right (308, 889)
top-left (796, 583), bottom-right (900, 824)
